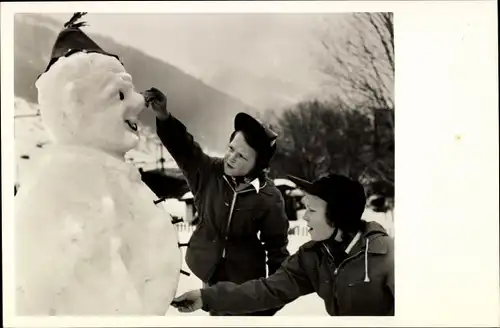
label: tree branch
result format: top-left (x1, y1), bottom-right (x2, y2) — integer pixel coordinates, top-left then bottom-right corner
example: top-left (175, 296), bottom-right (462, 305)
top-left (368, 13), bottom-right (394, 71)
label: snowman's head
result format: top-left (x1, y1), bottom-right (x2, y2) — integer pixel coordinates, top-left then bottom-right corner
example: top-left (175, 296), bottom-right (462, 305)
top-left (35, 51), bottom-right (146, 157)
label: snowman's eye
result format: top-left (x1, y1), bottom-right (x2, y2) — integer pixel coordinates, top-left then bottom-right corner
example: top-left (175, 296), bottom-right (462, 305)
top-left (119, 91), bottom-right (125, 101)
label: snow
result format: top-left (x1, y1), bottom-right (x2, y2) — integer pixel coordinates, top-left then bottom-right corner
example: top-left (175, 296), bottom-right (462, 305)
top-left (180, 191), bottom-right (194, 201)
top-left (15, 143), bottom-right (183, 315)
top-left (159, 198), bottom-right (187, 219)
top-left (362, 208), bottom-right (395, 237)
top-left (287, 189), bottom-right (305, 197)
top-left (273, 178), bottom-right (296, 188)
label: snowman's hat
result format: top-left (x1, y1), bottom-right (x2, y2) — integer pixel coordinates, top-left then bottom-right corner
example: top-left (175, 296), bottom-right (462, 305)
top-left (39, 12), bottom-right (121, 77)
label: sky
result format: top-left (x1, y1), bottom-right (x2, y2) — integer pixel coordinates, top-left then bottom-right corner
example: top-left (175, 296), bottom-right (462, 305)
top-left (42, 13), bottom-right (351, 109)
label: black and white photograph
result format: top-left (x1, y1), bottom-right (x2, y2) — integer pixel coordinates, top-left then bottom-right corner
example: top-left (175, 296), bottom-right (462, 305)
top-left (2, 1), bottom-right (498, 326)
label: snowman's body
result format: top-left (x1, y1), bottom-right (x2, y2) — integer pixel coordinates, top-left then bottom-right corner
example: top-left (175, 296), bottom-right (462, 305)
top-left (15, 52), bottom-right (182, 315)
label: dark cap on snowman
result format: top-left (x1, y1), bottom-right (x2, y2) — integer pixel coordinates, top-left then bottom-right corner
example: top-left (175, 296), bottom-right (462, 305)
top-left (233, 112), bottom-right (278, 172)
top-left (39, 12), bottom-right (121, 77)
top-left (287, 173), bottom-right (367, 232)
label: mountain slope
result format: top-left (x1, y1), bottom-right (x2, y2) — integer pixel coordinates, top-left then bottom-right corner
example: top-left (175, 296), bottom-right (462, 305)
top-left (13, 13), bottom-right (256, 153)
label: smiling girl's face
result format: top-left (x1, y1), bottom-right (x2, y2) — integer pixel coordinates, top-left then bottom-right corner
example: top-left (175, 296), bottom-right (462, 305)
top-left (302, 192), bottom-right (335, 241)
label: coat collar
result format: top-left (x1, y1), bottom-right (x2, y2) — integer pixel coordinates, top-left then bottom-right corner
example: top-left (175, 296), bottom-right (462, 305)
top-left (347, 221), bottom-right (389, 255)
top-left (223, 175), bottom-right (266, 194)
top-left (249, 178), bottom-right (260, 193)
top-left (311, 221), bottom-right (390, 255)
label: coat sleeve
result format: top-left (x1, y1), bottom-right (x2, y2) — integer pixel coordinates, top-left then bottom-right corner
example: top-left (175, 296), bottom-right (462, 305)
top-left (384, 237), bottom-right (395, 315)
top-left (259, 193), bottom-right (290, 276)
top-left (200, 250), bottom-right (314, 315)
top-left (156, 115), bottom-right (217, 195)
top-left (386, 264), bottom-right (394, 296)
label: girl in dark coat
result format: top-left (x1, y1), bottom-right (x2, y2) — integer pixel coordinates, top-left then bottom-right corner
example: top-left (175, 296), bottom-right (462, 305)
top-left (171, 174), bottom-right (395, 316)
top-left (143, 88), bottom-right (291, 316)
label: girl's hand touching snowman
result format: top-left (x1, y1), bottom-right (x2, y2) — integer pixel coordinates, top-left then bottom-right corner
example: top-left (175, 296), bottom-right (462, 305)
top-left (143, 87), bottom-right (169, 120)
top-left (171, 289), bottom-right (203, 313)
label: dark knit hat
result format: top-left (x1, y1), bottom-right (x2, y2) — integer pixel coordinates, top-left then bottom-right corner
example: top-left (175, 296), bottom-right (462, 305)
top-left (233, 112), bottom-right (278, 172)
top-left (288, 173), bottom-right (367, 232)
top-left (39, 12), bottom-right (121, 77)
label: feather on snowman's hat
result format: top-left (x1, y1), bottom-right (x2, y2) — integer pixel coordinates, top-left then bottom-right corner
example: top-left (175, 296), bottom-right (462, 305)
top-left (39, 12), bottom-right (121, 77)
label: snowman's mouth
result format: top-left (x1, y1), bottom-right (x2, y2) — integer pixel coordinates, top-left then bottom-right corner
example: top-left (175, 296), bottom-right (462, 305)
top-left (124, 119), bottom-right (138, 132)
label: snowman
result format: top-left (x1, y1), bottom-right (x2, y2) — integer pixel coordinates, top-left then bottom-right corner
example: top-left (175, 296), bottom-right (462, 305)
top-left (15, 13), bottom-right (182, 315)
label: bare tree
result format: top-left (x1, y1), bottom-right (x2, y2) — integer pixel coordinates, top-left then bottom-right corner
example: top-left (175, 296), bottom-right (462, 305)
top-left (317, 13), bottom-right (394, 117)
top-left (315, 13), bottom-right (395, 187)
top-left (270, 100), bottom-right (373, 182)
